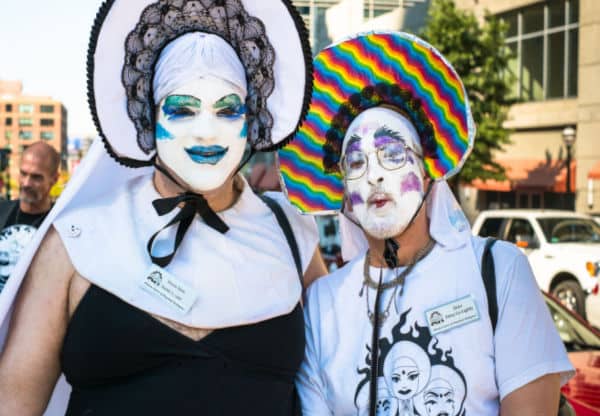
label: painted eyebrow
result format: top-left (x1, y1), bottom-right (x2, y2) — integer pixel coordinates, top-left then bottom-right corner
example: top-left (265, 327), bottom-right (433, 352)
top-left (164, 95), bottom-right (201, 108)
top-left (345, 135), bottom-right (362, 153)
top-left (213, 93), bottom-right (242, 109)
top-left (373, 126), bottom-right (403, 142)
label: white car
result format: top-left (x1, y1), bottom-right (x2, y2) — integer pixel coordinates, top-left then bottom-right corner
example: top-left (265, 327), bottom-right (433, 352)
top-left (472, 210), bottom-right (600, 321)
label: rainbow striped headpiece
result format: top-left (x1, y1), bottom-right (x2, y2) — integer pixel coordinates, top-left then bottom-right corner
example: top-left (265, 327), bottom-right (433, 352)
top-left (278, 31), bottom-right (475, 214)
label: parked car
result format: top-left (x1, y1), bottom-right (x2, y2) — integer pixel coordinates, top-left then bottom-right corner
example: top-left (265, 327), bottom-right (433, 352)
top-left (545, 292), bottom-right (600, 416)
top-left (472, 210), bottom-right (600, 319)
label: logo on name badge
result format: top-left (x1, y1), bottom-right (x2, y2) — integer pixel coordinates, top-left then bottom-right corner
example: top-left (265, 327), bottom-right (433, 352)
top-left (147, 270), bottom-right (163, 286)
top-left (140, 265), bottom-right (198, 315)
top-left (425, 295), bottom-right (480, 335)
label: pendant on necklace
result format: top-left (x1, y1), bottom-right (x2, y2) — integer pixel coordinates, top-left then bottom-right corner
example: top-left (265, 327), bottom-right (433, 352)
top-left (368, 310), bottom-right (389, 327)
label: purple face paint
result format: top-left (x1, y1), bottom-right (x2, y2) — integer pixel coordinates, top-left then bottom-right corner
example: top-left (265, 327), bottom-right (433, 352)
top-left (345, 139), bottom-right (362, 154)
top-left (400, 172), bottom-right (422, 194)
top-left (348, 121), bottom-right (379, 137)
top-left (407, 153), bottom-right (415, 165)
top-left (373, 136), bottom-right (398, 148)
top-left (349, 192), bottom-right (365, 206)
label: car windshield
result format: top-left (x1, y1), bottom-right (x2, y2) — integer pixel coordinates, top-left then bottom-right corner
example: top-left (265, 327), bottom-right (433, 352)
top-left (537, 217), bottom-right (600, 243)
top-left (545, 294), bottom-right (600, 351)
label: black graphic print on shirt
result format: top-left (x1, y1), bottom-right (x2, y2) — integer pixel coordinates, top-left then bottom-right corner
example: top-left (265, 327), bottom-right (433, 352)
top-left (354, 309), bottom-right (467, 416)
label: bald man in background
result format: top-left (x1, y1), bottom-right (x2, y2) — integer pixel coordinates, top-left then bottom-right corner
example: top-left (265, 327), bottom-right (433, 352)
top-left (0, 141), bottom-right (60, 291)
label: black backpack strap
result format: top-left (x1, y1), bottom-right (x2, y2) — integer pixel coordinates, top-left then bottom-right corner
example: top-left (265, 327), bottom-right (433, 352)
top-left (259, 194), bottom-right (304, 290)
top-left (482, 237), bottom-right (499, 333)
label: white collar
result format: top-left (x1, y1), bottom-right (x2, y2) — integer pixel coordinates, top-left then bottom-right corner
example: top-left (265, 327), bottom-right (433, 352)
top-left (0, 139), bottom-right (301, 330)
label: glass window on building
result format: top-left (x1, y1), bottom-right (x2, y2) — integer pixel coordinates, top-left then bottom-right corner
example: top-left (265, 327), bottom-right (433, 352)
top-left (500, 0), bottom-right (579, 101)
top-left (40, 105), bottom-right (55, 113)
top-left (18, 104), bottom-right (34, 113)
top-left (363, 0), bottom-right (395, 20)
top-left (522, 3), bottom-right (544, 34)
top-left (18, 118), bottom-right (33, 127)
top-left (549, 0), bottom-right (566, 28)
top-left (568, 28), bottom-right (579, 96)
top-left (4, 104), bottom-right (12, 113)
top-left (4, 131), bottom-right (12, 140)
top-left (41, 131), bottom-right (54, 140)
top-left (40, 118), bottom-right (54, 127)
top-left (293, 0), bottom-right (342, 54)
top-left (5, 118), bottom-right (12, 126)
top-left (19, 131), bottom-right (33, 140)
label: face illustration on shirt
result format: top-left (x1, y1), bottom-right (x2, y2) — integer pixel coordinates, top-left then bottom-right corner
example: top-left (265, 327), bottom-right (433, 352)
top-left (423, 384), bottom-right (455, 416)
top-left (389, 359), bottom-right (421, 400)
top-left (341, 107), bottom-right (426, 240)
top-left (416, 366), bottom-right (465, 416)
top-left (155, 75), bottom-right (248, 192)
top-left (376, 383), bottom-right (399, 416)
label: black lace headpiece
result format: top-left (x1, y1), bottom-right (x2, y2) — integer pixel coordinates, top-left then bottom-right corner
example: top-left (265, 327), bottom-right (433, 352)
top-left (87, 0), bottom-right (313, 167)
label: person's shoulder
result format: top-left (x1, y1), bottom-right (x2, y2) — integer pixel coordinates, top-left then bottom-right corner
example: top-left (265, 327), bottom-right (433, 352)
top-left (306, 256), bottom-right (362, 302)
top-left (471, 235), bottom-right (524, 265)
top-left (470, 236), bottom-right (533, 301)
top-left (262, 191), bottom-right (304, 217)
top-left (261, 190), bottom-right (319, 235)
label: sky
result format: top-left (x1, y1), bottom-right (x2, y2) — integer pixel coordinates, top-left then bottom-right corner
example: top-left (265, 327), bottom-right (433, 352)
top-left (0, 0), bottom-right (104, 139)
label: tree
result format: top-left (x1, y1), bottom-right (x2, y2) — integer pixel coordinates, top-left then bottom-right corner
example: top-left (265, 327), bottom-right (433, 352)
top-left (420, 0), bottom-right (514, 188)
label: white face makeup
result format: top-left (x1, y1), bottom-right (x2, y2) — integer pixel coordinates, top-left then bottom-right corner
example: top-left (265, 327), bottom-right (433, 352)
top-left (341, 107), bottom-right (425, 240)
top-left (155, 75), bottom-right (248, 192)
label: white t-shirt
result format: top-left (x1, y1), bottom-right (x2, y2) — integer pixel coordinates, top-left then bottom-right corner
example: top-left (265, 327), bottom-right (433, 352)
top-left (297, 236), bottom-right (574, 416)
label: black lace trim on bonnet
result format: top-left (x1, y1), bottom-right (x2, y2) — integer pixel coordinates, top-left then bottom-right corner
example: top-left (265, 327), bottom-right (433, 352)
top-left (122, 0), bottom-right (276, 154)
top-left (323, 82), bottom-right (439, 174)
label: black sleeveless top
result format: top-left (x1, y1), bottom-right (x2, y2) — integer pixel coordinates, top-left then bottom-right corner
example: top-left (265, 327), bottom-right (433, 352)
top-left (60, 285), bottom-right (304, 415)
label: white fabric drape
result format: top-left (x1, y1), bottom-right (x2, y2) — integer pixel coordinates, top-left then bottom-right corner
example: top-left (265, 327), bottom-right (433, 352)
top-left (153, 32), bottom-right (248, 104)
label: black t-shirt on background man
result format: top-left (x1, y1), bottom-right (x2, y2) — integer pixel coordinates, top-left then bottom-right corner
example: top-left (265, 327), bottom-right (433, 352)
top-left (0, 200), bottom-right (51, 291)
top-left (1, 201), bottom-right (49, 229)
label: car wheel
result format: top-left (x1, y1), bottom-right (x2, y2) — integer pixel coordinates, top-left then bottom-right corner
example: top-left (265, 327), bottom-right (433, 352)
top-left (552, 280), bottom-right (586, 319)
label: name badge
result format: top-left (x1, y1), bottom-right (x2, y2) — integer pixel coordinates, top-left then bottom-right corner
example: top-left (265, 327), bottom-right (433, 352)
top-left (140, 265), bottom-right (198, 315)
top-left (425, 295), bottom-right (480, 335)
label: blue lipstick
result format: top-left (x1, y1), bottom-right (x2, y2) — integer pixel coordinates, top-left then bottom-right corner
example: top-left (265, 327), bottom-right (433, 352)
top-left (185, 145), bottom-right (229, 165)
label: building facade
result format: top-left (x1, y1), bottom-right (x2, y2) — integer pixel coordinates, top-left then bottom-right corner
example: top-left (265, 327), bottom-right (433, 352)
top-left (453, 0), bottom-right (599, 218)
top-left (293, 0), bottom-right (599, 217)
top-left (292, 0), bottom-right (428, 53)
top-left (0, 80), bottom-right (67, 198)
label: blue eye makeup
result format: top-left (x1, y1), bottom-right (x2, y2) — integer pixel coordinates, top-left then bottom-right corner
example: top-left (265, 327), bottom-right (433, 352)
top-left (162, 95), bottom-right (201, 120)
top-left (214, 94), bottom-right (245, 120)
top-left (155, 122), bottom-right (174, 141)
top-left (240, 122), bottom-right (248, 139)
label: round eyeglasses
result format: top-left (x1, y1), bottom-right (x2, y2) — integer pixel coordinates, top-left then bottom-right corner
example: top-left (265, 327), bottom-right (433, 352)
top-left (339, 141), bottom-right (422, 180)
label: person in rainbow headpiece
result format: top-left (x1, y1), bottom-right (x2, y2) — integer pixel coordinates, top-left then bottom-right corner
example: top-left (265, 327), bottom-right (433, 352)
top-left (279, 31), bottom-right (573, 415)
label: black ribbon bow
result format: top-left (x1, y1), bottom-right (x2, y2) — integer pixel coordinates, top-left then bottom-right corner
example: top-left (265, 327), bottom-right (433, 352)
top-left (147, 192), bottom-right (229, 267)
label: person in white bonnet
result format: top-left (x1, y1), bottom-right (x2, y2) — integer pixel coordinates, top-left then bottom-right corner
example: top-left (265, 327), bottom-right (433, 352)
top-left (281, 32), bottom-right (574, 416)
top-left (0, 1), bottom-right (325, 415)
